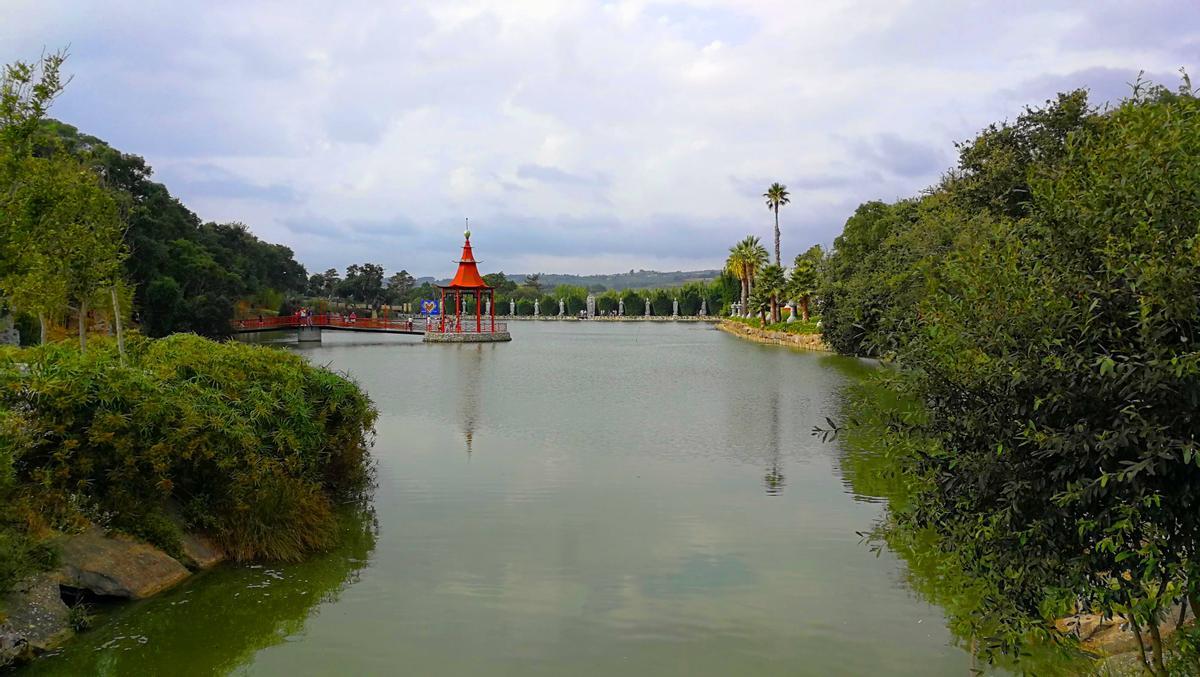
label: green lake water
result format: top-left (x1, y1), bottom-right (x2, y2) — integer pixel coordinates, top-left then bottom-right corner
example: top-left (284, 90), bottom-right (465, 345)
top-left (21, 321), bottom-right (988, 676)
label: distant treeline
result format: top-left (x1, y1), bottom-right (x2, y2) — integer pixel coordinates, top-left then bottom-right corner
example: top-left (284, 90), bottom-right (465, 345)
top-left (299, 268), bottom-right (741, 317)
top-left (429, 269), bottom-right (723, 292)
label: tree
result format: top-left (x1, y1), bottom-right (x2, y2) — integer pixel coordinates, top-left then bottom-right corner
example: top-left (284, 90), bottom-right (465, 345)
top-left (341, 263), bottom-right (385, 306)
top-left (321, 268), bottom-right (340, 298)
top-left (483, 271), bottom-right (518, 295)
top-left (821, 78), bottom-right (1200, 674)
top-left (727, 236), bottom-right (769, 317)
top-left (524, 273), bottom-right (543, 295)
top-left (1, 51), bottom-right (124, 351)
top-left (756, 264), bottom-right (786, 324)
top-left (763, 182), bottom-right (790, 265)
top-left (385, 270), bottom-right (414, 305)
top-left (788, 245), bottom-right (823, 321)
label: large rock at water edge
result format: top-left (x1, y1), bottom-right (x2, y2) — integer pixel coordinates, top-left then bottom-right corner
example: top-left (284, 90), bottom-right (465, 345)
top-left (57, 529), bottom-right (190, 599)
top-left (0, 574), bottom-right (72, 666)
top-left (179, 533), bottom-right (226, 570)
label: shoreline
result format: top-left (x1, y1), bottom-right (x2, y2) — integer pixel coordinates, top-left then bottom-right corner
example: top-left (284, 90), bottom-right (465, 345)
top-left (715, 319), bottom-right (830, 352)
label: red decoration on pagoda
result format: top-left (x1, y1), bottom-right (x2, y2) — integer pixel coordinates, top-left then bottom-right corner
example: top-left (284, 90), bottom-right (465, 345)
top-left (436, 227), bottom-right (497, 334)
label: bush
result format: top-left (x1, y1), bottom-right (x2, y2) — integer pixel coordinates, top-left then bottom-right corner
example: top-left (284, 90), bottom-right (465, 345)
top-left (0, 334), bottom-right (377, 565)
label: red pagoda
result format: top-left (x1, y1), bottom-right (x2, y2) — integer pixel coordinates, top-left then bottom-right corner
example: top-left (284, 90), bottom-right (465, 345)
top-left (426, 227), bottom-right (511, 342)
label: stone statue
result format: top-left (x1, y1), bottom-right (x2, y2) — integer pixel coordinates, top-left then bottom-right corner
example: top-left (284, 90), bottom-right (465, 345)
top-left (786, 300), bottom-right (797, 322)
top-left (618, 298), bottom-right (625, 316)
top-left (672, 298), bottom-right (679, 317)
top-left (509, 298), bottom-right (515, 315)
top-left (699, 300), bottom-right (707, 316)
top-left (586, 294), bottom-right (596, 319)
top-left (645, 299), bottom-right (651, 317)
top-left (534, 299), bottom-right (540, 316)
top-left (484, 298), bottom-right (491, 317)
top-left (558, 298), bottom-right (565, 316)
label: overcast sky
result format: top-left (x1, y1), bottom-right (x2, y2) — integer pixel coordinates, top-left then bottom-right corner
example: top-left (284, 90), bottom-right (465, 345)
top-left (3, 1), bottom-right (1197, 278)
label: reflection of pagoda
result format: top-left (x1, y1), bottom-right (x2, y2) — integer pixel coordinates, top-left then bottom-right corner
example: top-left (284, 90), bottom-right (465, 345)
top-left (424, 225), bottom-right (512, 343)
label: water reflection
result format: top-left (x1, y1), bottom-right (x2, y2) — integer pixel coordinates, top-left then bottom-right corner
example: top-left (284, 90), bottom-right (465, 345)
top-left (19, 508), bottom-right (378, 676)
top-left (454, 344), bottom-right (484, 456)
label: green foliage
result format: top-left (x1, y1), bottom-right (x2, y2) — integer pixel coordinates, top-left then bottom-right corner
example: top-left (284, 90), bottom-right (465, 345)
top-left (824, 76), bottom-right (1200, 673)
top-left (0, 334), bottom-right (377, 563)
top-left (788, 245), bottom-right (823, 321)
top-left (36, 122), bottom-right (308, 338)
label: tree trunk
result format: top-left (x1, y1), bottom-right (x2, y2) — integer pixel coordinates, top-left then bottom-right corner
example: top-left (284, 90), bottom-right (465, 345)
top-left (773, 205), bottom-right (780, 265)
top-left (1128, 612), bottom-right (1153, 676)
top-left (1147, 616), bottom-right (1167, 676)
top-left (38, 312), bottom-right (47, 344)
top-left (800, 297), bottom-right (810, 322)
top-left (111, 286), bottom-right (125, 363)
top-left (78, 299), bottom-right (87, 353)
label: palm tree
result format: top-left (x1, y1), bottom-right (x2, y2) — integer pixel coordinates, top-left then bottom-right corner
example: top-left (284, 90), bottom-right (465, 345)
top-left (757, 263), bottom-right (787, 324)
top-left (788, 245), bottom-right (823, 322)
top-left (725, 239), bottom-right (750, 314)
top-left (725, 236), bottom-right (768, 316)
top-left (763, 182), bottom-right (790, 265)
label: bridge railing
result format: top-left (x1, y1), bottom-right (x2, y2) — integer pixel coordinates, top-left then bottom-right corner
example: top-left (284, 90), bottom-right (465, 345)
top-left (232, 314), bottom-right (507, 334)
top-left (232, 314), bottom-right (423, 332)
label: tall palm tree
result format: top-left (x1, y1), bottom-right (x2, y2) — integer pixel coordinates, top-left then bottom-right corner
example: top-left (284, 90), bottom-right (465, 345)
top-left (763, 182), bottom-right (790, 265)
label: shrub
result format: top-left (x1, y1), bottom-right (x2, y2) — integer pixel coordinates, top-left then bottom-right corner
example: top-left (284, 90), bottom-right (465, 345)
top-left (0, 333), bottom-right (377, 564)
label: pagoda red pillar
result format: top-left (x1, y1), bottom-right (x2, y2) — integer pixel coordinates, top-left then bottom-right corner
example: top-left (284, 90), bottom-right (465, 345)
top-left (439, 288), bottom-right (446, 332)
top-left (490, 290), bottom-right (495, 332)
top-left (455, 291), bottom-right (461, 332)
top-left (476, 290), bottom-right (482, 333)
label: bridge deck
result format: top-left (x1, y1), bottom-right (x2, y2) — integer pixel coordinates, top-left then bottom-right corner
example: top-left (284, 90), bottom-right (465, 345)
top-left (231, 314), bottom-right (507, 336)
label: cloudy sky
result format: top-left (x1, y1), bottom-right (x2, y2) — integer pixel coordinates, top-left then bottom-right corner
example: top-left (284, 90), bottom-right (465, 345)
top-left (3, 1), bottom-right (1197, 278)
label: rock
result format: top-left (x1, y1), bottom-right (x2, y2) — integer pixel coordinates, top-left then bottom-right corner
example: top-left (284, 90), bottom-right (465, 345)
top-left (1055, 604), bottom-right (1188, 656)
top-left (0, 573), bottom-right (72, 666)
top-left (179, 533), bottom-right (227, 570)
top-left (57, 529), bottom-right (190, 599)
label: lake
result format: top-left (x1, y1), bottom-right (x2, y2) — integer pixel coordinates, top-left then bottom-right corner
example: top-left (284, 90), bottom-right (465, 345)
top-left (20, 321), bottom-right (979, 676)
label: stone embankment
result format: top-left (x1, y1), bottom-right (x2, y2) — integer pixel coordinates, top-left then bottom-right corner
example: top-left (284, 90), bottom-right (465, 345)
top-left (716, 320), bottom-right (829, 352)
top-left (0, 528), bottom-right (226, 667)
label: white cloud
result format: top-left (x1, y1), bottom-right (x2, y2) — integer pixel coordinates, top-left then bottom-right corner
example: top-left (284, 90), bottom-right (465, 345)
top-left (2, 0), bottom-right (1196, 276)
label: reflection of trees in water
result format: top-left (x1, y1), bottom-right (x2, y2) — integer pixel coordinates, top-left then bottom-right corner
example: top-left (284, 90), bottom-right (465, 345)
top-left (720, 351), bottom-right (787, 496)
top-left (23, 507), bottom-right (378, 676)
top-left (830, 377), bottom-right (1088, 676)
top-left (763, 385), bottom-right (784, 496)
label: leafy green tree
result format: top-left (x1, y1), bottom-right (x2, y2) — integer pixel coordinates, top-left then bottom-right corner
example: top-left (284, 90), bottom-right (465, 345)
top-left (524, 273), bottom-right (543, 295)
top-left (823, 77), bottom-right (1200, 675)
top-left (763, 182), bottom-right (790, 265)
top-left (0, 51), bottom-right (124, 351)
top-left (385, 270), bottom-right (414, 305)
top-left (483, 271), bottom-right (518, 295)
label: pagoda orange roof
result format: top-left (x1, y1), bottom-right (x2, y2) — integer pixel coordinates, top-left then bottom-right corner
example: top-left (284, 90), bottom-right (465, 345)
top-left (439, 232), bottom-right (491, 289)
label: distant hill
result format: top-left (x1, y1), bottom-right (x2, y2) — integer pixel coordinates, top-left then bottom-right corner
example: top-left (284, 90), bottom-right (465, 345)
top-left (426, 269), bottom-right (723, 291)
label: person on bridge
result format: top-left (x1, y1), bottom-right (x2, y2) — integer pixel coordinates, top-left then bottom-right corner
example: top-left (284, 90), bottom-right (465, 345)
top-left (350, 311), bottom-right (357, 324)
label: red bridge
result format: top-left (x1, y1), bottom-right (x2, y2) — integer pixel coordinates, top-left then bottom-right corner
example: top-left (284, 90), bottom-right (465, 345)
top-left (231, 314), bottom-right (506, 339)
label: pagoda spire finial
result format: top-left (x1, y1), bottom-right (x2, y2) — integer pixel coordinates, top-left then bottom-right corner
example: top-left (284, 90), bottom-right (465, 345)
top-left (464, 217), bottom-right (471, 241)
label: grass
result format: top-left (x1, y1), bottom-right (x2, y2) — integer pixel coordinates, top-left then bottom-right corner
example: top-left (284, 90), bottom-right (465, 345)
top-left (725, 314), bottom-right (822, 335)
